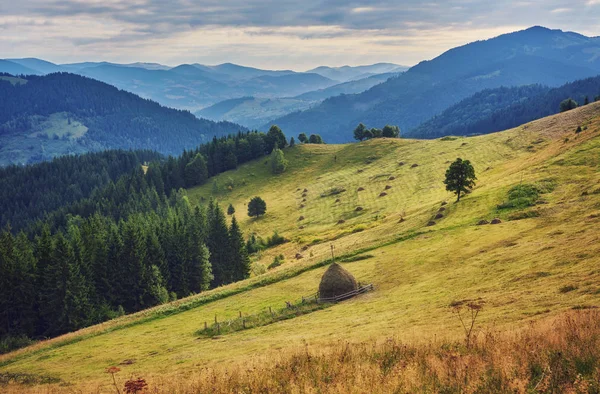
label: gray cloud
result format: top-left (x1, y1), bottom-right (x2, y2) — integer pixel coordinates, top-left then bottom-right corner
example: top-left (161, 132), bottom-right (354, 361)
top-left (1, 0), bottom-right (599, 69)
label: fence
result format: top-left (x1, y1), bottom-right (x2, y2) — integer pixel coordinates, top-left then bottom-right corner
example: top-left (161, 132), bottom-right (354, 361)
top-left (316, 283), bottom-right (374, 303)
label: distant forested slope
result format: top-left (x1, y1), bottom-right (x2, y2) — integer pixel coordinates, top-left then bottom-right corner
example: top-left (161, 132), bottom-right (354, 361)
top-left (410, 76), bottom-right (600, 138)
top-left (0, 73), bottom-right (244, 165)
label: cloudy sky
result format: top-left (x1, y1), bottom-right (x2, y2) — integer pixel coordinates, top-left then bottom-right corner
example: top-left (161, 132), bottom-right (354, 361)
top-left (1, 0), bottom-right (599, 70)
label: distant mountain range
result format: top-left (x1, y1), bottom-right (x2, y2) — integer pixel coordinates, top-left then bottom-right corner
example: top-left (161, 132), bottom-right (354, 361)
top-left (196, 71), bottom-right (404, 128)
top-left (0, 59), bottom-right (406, 114)
top-left (266, 26), bottom-right (600, 142)
top-left (306, 63), bottom-right (408, 82)
top-left (0, 73), bottom-right (244, 166)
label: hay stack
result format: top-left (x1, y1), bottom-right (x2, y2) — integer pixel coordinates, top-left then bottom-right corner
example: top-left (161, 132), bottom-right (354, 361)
top-left (389, 176), bottom-right (396, 180)
top-left (319, 263), bottom-right (358, 299)
top-left (385, 185), bottom-right (392, 190)
top-left (411, 164), bottom-right (419, 168)
top-left (491, 218), bottom-right (502, 224)
top-left (477, 219), bottom-right (489, 225)
top-left (357, 187), bottom-right (365, 192)
top-left (379, 192), bottom-right (388, 197)
top-left (435, 213), bottom-right (444, 219)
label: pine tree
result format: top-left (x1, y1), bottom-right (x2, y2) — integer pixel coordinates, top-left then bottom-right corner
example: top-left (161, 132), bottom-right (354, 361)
top-left (0, 228), bottom-right (16, 337)
top-left (184, 153), bottom-right (208, 187)
top-left (227, 204), bottom-right (235, 215)
top-left (228, 216), bottom-right (251, 282)
top-left (207, 203), bottom-right (230, 286)
top-left (119, 219), bottom-right (147, 311)
top-left (11, 232), bottom-right (38, 337)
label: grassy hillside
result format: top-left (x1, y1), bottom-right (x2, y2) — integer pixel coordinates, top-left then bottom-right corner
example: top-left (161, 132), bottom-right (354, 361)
top-left (2, 103), bottom-right (600, 392)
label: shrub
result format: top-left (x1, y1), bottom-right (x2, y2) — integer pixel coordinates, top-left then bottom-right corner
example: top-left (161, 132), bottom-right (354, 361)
top-left (560, 98), bottom-right (578, 112)
top-left (559, 285), bottom-right (578, 293)
top-left (498, 183), bottom-right (545, 210)
top-left (0, 335), bottom-right (35, 354)
top-left (268, 254), bottom-right (285, 270)
top-left (266, 231), bottom-right (287, 247)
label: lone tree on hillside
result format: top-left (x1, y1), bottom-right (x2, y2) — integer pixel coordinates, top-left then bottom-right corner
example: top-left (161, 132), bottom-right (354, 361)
top-left (560, 98), bottom-right (578, 112)
top-left (444, 158), bottom-right (476, 202)
top-left (353, 123), bottom-right (368, 141)
top-left (290, 137), bottom-right (295, 147)
top-left (270, 146), bottom-right (288, 174)
top-left (298, 133), bottom-right (308, 143)
top-left (227, 203), bottom-right (235, 215)
top-left (248, 196), bottom-right (267, 218)
top-left (382, 125), bottom-right (400, 138)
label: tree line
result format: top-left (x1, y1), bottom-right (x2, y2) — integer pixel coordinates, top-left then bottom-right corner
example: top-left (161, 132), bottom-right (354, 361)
top-left (353, 123), bottom-right (400, 141)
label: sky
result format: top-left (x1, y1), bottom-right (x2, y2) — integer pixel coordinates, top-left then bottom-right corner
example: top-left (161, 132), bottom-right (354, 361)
top-left (1, 0), bottom-right (599, 71)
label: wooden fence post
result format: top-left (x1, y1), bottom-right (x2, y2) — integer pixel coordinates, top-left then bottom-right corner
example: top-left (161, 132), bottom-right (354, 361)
top-left (269, 306), bottom-right (273, 316)
top-left (217, 322), bottom-right (220, 334)
top-left (204, 321), bottom-right (207, 330)
top-left (239, 311), bottom-right (242, 318)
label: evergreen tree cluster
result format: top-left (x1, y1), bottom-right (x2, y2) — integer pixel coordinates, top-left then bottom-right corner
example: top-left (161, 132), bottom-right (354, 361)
top-left (0, 129), bottom-right (285, 232)
top-left (147, 129), bottom-right (286, 192)
top-left (0, 192), bottom-right (250, 347)
top-left (0, 150), bottom-right (161, 231)
top-left (0, 128), bottom-right (289, 347)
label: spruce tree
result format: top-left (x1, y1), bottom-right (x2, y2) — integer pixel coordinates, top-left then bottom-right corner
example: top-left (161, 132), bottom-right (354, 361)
top-left (228, 216), bottom-right (251, 282)
top-left (207, 203), bottom-right (230, 286)
top-left (184, 153), bottom-right (208, 187)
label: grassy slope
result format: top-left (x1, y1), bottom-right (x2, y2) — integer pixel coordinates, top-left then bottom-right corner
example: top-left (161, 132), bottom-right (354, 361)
top-left (2, 103), bottom-right (600, 389)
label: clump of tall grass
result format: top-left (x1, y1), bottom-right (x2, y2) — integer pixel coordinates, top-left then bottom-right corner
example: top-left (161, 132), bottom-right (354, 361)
top-left (184, 310), bottom-right (600, 393)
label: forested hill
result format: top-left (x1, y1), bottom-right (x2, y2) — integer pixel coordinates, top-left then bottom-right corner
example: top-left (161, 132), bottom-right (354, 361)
top-left (0, 73), bottom-right (245, 165)
top-left (410, 75), bottom-right (600, 138)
